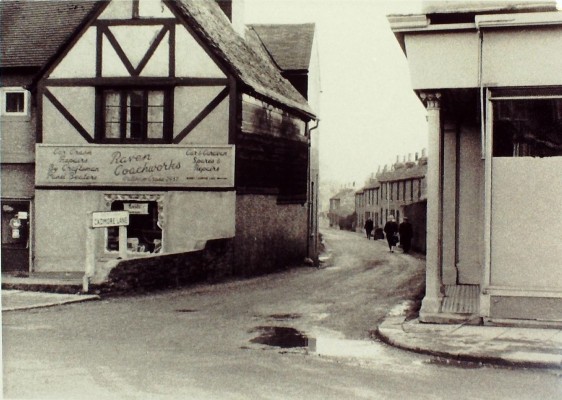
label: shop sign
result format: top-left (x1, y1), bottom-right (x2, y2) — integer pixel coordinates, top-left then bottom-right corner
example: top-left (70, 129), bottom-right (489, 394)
top-left (92, 211), bottom-right (129, 228)
top-left (123, 203), bottom-right (149, 215)
top-left (36, 144), bottom-right (235, 188)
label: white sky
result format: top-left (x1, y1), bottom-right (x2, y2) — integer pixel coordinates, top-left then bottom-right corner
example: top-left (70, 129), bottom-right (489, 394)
top-left (244, 0), bottom-right (427, 185)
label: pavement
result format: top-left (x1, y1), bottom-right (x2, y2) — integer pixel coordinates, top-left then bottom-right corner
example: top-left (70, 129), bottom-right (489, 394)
top-left (376, 302), bottom-right (562, 369)
top-left (2, 289), bottom-right (99, 312)
top-left (2, 288), bottom-right (561, 369)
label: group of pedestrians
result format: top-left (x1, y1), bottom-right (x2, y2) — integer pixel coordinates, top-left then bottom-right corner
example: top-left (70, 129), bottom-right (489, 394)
top-left (363, 216), bottom-right (413, 254)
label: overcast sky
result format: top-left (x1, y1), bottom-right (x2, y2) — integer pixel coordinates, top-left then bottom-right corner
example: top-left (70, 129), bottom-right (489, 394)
top-left (244, 0), bottom-right (427, 185)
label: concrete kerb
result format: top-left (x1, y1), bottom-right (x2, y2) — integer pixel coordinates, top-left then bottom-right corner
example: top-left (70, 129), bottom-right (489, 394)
top-left (375, 309), bottom-right (562, 369)
top-left (2, 290), bottom-right (100, 312)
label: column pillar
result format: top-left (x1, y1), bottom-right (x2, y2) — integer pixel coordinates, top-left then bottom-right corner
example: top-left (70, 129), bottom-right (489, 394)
top-left (419, 92), bottom-right (444, 322)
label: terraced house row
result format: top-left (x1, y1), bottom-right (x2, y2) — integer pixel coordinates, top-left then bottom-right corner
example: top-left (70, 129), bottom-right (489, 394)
top-left (355, 149), bottom-right (427, 253)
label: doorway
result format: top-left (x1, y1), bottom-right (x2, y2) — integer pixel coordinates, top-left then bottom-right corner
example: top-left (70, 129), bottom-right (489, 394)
top-left (1, 200), bottom-right (31, 274)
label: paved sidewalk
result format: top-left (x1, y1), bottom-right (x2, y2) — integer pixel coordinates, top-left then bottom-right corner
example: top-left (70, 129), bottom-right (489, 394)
top-left (2, 290), bottom-right (100, 312)
top-left (376, 302), bottom-right (562, 369)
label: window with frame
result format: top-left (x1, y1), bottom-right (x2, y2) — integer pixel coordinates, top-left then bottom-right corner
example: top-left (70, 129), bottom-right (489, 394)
top-left (106, 200), bottom-right (162, 254)
top-left (101, 88), bottom-right (169, 143)
top-left (2, 88), bottom-right (28, 115)
top-left (493, 98), bottom-right (562, 157)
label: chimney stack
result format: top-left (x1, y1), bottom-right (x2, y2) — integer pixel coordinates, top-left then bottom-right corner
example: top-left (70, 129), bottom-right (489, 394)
top-left (216, 0), bottom-right (245, 38)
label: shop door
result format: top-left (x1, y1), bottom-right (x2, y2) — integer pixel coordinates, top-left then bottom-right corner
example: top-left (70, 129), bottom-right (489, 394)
top-left (1, 201), bottom-right (30, 274)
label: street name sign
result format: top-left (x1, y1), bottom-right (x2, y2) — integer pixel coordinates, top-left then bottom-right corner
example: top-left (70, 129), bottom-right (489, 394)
top-left (92, 211), bottom-right (129, 228)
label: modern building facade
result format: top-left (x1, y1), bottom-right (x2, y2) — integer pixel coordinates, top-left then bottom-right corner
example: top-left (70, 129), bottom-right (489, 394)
top-left (1, 0), bottom-right (318, 283)
top-left (389, 1), bottom-right (562, 325)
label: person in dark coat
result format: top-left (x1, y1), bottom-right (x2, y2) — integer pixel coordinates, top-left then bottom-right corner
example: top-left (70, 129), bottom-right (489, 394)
top-left (364, 218), bottom-right (374, 239)
top-left (399, 217), bottom-right (413, 254)
top-left (383, 215), bottom-right (399, 252)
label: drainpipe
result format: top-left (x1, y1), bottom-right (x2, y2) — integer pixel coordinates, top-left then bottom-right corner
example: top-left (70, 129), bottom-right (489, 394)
top-left (307, 119), bottom-right (320, 266)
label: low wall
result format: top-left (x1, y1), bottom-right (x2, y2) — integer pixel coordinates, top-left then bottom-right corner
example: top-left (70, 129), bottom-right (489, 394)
top-left (234, 194), bottom-right (307, 276)
top-left (93, 238), bottom-right (234, 294)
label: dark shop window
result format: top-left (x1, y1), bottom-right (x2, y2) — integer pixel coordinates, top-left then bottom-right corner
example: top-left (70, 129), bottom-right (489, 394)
top-left (493, 99), bottom-right (562, 157)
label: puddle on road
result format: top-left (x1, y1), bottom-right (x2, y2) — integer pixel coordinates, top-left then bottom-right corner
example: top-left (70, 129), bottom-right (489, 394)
top-left (249, 326), bottom-right (386, 359)
top-left (250, 326), bottom-right (309, 348)
top-left (310, 337), bottom-right (385, 359)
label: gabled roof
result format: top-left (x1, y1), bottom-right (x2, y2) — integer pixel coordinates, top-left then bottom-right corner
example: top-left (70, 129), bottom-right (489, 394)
top-left (174, 0), bottom-right (314, 117)
top-left (248, 23), bottom-right (315, 71)
top-left (0, 1), bottom-right (101, 68)
top-left (0, 0), bottom-right (314, 118)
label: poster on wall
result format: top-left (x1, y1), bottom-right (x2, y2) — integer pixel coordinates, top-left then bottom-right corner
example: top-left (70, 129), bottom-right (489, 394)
top-left (36, 144), bottom-right (235, 188)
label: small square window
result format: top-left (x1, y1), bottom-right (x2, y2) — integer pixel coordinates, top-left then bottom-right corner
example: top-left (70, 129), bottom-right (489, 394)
top-left (2, 88), bottom-right (28, 115)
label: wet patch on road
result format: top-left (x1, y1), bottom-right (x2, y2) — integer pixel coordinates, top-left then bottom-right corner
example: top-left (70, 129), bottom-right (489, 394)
top-left (267, 313), bottom-right (301, 321)
top-left (250, 326), bottom-right (309, 348)
top-left (425, 356), bottom-right (484, 369)
top-left (363, 260), bottom-right (385, 271)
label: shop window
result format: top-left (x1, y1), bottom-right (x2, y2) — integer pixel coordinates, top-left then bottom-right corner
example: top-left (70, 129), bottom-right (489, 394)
top-left (106, 200), bottom-right (162, 254)
top-left (493, 99), bottom-right (562, 157)
top-left (2, 88), bottom-right (28, 115)
top-left (101, 88), bottom-right (170, 143)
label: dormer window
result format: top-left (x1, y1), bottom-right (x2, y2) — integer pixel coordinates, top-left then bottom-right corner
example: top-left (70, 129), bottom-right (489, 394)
top-left (99, 88), bottom-right (171, 143)
top-left (2, 87), bottom-right (29, 116)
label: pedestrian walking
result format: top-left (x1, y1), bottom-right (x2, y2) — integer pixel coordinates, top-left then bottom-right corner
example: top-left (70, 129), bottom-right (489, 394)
top-left (364, 218), bottom-right (374, 239)
top-left (383, 215), bottom-right (399, 252)
top-left (399, 217), bottom-right (413, 254)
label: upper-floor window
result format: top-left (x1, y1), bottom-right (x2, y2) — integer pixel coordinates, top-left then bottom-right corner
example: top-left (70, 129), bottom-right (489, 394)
top-left (2, 87), bottom-right (29, 116)
top-left (100, 88), bottom-right (170, 143)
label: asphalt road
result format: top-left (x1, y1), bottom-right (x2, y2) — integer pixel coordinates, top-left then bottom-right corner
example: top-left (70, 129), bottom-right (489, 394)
top-left (3, 228), bottom-right (561, 399)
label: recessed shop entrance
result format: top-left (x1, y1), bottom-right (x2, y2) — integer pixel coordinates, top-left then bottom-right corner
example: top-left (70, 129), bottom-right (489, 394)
top-left (1, 200), bottom-right (31, 274)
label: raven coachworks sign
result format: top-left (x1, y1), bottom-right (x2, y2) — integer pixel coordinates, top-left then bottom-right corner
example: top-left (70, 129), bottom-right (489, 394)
top-left (36, 144), bottom-right (234, 187)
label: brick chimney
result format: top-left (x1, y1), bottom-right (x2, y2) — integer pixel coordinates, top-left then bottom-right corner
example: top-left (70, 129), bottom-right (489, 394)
top-left (216, 0), bottom-right (245, 37)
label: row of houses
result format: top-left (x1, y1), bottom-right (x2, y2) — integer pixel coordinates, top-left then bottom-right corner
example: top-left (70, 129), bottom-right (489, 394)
top-left (0, 0), bottom-right (321, 289)
top-left (355, 150), bottom-right (427, 252)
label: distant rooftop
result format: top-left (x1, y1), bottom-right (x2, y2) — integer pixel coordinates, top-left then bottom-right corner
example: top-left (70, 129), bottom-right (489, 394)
top-left (421, 0), bottom-right (557, 14)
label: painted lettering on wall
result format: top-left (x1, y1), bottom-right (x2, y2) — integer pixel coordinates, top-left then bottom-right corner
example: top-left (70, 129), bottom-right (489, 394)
top-left (36, 145), bottom-right (234, 187)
